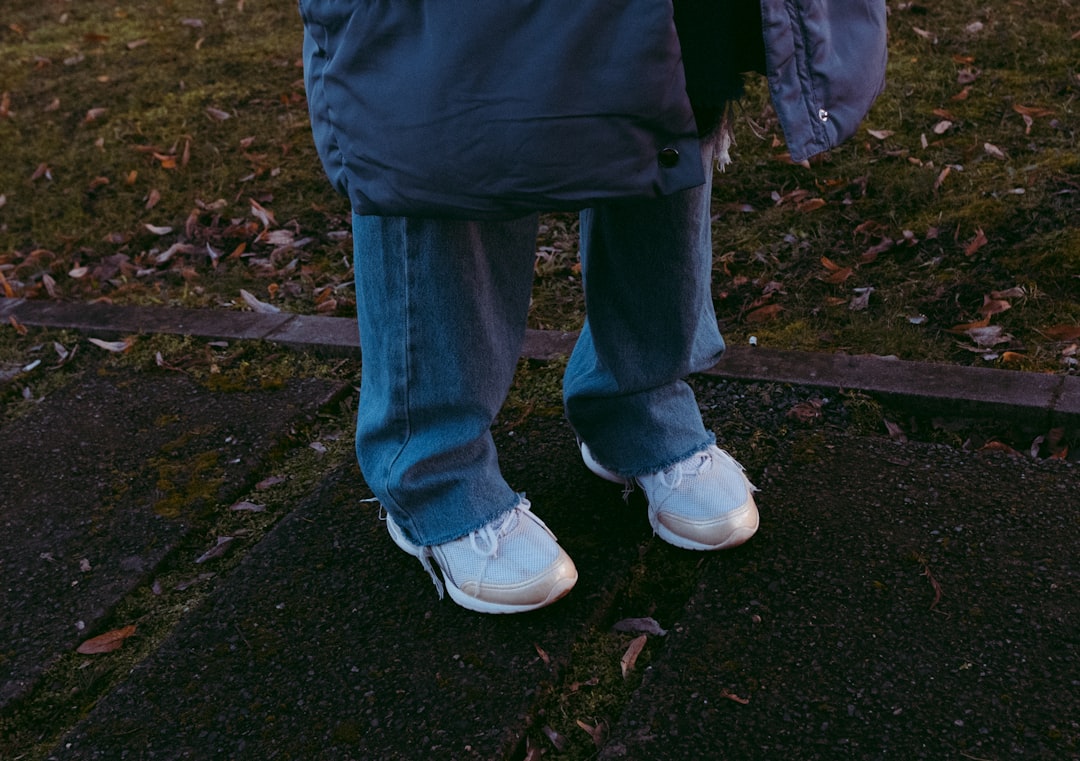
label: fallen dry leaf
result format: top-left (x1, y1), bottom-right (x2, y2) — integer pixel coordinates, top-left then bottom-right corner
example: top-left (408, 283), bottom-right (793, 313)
top-left (249, 198), bottom-right (277, 228)
top-left (240, 288), bottom-right (281, 313)
top-left (977, 296), bottom-right (1011, 317)
top-left (965, 325), bottom-right (1012, 348)
top-left (541, 725), bottom-right (568, 752)
top-left (884, 419), bottom-right (907, 442)
top-left (718, 688), bottom-right (751, 705)
top-left (256, 475), bottom-right (287, 490)
top-left (575, 719), bottom-right (607, 748)
top-left (195, 536), bottom-right (234, 564)
top-left (77, 625), bottom-right (136, 655)
top-left (933, 166), bottom-right (951, 191)
top-left (620, 634), bottom-right (648, 679)
top-left (980, 440), bottom-right (1023, 457)
top-left (788, 398), bottom-right (824, 423)
top-left (963, 228), bottom-right (988, 257)
top-left (1040, 325), bottom-right (1080, 341)
top-left (797, 197), bottom-right (827, 213)
top-left (744, 304), bottom-right (783, 323)
top-left (230, 501), bottom-right (266, 512)
top-left (87, 337), bottom-right (132, 353)
top-left (850, 286), bottom-right (874, 311)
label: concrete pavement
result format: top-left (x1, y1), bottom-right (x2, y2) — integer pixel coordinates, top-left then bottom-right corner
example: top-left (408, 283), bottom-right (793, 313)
top-left (1, 299), bottom-right (1076, 760)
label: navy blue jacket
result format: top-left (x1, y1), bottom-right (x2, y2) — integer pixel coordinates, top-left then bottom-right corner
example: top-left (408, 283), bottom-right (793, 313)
top-left (300, 0), bottom-right (887, 218)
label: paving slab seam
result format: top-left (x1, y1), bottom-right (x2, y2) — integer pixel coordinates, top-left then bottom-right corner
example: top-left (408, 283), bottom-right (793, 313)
top-left (5, 298), bottom-right (1077, 426)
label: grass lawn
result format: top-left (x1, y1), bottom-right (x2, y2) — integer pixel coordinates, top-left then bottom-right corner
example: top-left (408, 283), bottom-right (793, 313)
top-left (0, 0), bottom-right (1077, 372)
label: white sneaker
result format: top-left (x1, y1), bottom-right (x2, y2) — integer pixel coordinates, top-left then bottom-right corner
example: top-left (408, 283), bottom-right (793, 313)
top-left (385, 498), bottom-right (578, 614)
top-left (581, 443), bottom-right (759, 551)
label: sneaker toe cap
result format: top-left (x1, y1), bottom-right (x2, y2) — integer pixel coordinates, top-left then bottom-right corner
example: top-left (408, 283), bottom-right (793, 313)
top-left (654, 499), bottom-right (759, 551)
top-left (454, 551), bottom-right (579, 613)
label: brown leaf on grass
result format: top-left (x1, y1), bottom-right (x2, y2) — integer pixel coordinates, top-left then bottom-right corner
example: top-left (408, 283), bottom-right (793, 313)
top-left (947, 317), bottom-right (989, 333)
top-left (249, 198), bottom-right (277, 228)
top-left (933, 166), bottom-right (951, 190)
top-left (787, 399), bottom-right (824, 423)
top-left (153, 152), bottom-right (177, 169)
top-left (0, 269), bottom-right (14, 298)
top-left (980, 440), bottom-right (1022, 457)
top-left (862, 237), bottom-right (895, 260)
top-left (575, 719), bottom-right (607, 748)
top-left (83, 107), bottom-right (107, 124)
top-left (77, 625), bottom-right (136, 655)
top-left (205, 106), bottom-right (231, 122)
top-left (1012, 104), bottom-right (1055, 118)
top-left (977, 296), bottom-right (1011, 317)
top-left (1040, 325), bottom-right (1080, 341)
top-left (620, 634), bottom-right (648, 679)
top-left (145, 188), bottom-right (161, 209)
top-left (744, 304), bottom-right (783, 323)
top-left (30, 163), bottom-right (52, 181)
top-left (963, 228), bottom-right (988, 257)
top-left (819, 259), bottom-right (853, 284)
top-left (797, 197), bottom-right (827, 213)
top-left (9, 315), bottom-right (28, 335)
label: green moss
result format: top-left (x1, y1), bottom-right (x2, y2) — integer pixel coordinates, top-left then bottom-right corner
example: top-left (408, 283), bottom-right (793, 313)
top-left (151, 448), bottom-right (223, 518)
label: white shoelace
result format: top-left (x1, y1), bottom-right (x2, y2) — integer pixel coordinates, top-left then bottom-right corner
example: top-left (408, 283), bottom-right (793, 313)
top-left (656, 450), bottom-right (713, 490)
top-left (468, 505), bottom-right (522, 559)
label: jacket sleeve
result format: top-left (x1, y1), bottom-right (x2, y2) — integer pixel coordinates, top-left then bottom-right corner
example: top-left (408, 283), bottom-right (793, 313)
top-left (761, 0), bottom-right (888, 162)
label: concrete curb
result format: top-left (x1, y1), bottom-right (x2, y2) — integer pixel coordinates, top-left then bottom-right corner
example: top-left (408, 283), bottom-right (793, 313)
top-left (5, 297), bottom-right (1078, 427)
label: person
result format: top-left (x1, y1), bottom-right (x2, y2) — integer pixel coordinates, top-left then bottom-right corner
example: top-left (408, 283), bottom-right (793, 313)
top-left (300, 0), bottom-right (888, 614)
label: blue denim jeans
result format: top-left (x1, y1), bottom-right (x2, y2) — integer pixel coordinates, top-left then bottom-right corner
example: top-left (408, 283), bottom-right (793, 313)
top-left (353, 138), bottom-right (723, 546)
